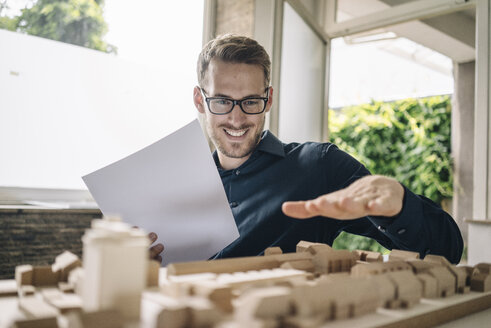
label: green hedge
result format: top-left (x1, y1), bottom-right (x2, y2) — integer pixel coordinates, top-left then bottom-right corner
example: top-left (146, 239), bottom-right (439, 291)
top-left (330, 96), bottom-right (452, 253)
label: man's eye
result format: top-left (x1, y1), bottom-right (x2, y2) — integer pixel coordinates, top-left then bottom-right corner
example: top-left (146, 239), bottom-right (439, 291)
top-left (213, 99), bottom-right (231, 105)
top-left (216, 99), bottom-right (231, 105)
top-left (243, 99), bottom-right (260, 106)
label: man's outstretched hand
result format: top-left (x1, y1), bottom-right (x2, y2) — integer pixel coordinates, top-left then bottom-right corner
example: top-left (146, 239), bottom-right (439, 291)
top-left (149, 232), bottom-right (164, 264)
top-left (282, 175), bottom-right (404, 220)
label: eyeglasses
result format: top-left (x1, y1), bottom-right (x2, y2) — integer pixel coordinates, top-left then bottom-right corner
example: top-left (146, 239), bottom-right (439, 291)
top-left (199, 87), bottom-right (270, 115)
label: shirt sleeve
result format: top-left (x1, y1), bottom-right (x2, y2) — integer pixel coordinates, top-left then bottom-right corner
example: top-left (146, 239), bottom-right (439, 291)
top-left (367, 186), bottom-right (463, 264)
top-left (322, 143), bottom-right (463, 264)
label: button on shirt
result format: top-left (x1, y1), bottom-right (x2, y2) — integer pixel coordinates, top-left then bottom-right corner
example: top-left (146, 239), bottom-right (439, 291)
top-left (212, 131), bottom-right (463, 264)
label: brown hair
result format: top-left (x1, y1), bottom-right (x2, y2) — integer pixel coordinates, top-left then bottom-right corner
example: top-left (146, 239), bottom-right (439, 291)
top-left (197, 34), bottom-right (271, 88)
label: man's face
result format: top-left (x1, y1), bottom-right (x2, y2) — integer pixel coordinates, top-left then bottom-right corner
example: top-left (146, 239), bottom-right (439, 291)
top-left (194, 59), bottom-right (272, 164)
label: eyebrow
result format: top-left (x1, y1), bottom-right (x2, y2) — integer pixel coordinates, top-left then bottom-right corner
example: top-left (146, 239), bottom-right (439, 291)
top-left (212, 92), bottom-right (264, 98)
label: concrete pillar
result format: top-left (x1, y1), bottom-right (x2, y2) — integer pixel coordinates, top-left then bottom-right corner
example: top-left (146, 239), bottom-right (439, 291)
top-left (451, 60), bottom-right (475, 244)
top-left (215, 0), bottom-right (255, 38)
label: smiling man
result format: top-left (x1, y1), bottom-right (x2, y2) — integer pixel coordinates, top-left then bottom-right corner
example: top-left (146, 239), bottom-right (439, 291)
top-left (150, 34), bottom-right (463, 264)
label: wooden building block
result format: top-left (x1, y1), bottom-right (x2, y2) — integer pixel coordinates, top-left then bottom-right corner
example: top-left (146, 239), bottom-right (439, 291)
top-left (283, 315), bottom-right (325, 328)
top-left (474, 263), bottom-right (491, 274)
top-left (305, 244), bottom-right (333, 255)
top-left (11, 317), bottom-right (58, 328)
top-left (68, 267), bottom-right (84, 297)
top-left (147, 260), bottom-right (160, 287)
top-left (18, 296), bottom-right (59, 318)
top-left (0, 279), bottom-right (18, 297)
top-left (82, 219), bottom-right (148, 320)
top-left (16, 265), bottom-right (33, 286)
top-left (290, 285), bottom-right (332, 318)
top-left (407, 259), bottom-right (441, 274)
top-left (157, 306), bottom-right (189, 328)
top-left (52, 251), bottom-right (82, 282)
top-left (32, 266), bottom-right (60, 287)
top-left (42, 288), bottom-right (82, 313)
top-left (389, 249), bottom-right (420, 261)
top-left (353, 250), bottom-right (383, 262)
top-left (290, 277), bottom-right (379, 320)
top-left (331, 279), bottom-right (379, 319)
top-left (264, 247), bottom-right (283, 256)
top-left (470, 264), bottom-right (491, 292)
top-left (367, 274), bottom-right (397, 308)
top-left (58, 282), bottom-right (75, 293)
top-left (312, 249), bottom-right (355, 274)
top-left (385, 271), bottom-right (422, 308)
top-left (66, 309), bottom-right (123, 328)
top-left (351, 261), bottom-right (412, 277)
top-left (416, 273), bottom-right (439, 298)
top-left (280, 260), bottom-right (315, 272)
top-left (19, 285), bottom-right (36, 297)
top-left (470, 273), bottom-right (491, 292)
top-left (296, 241), bottom-right (327, 253)
top-left (423, 255), bottom-right (466, 293)
top-left (424, 254), bottom-right (451, 265)
top-left (236, 286), bottom-right (293, 321)
top-left (427, 267), bottom-right (455, 297)
top-left (189, 306), bottom-right (223, 327)
top-left (191, 280), bottom-right (234, 313)
top-left (167, 252), bottom-right (312, 276)
top-left (215, 268), bottom-right (308, 289)
top-left (155, 295), bottom-right (223, 327)
top-left (450, 266), bottom-right (468, 294)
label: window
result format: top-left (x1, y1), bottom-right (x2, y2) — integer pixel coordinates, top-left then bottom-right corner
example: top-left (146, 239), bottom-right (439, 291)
top-left (0, 1), bottom-right (203, 205)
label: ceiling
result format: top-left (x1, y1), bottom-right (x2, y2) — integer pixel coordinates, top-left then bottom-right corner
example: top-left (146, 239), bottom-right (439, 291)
top-left (336, 0), bottom-right (476, 63)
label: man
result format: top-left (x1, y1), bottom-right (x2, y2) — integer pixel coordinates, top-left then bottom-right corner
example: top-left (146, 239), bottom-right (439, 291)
top-left (150, 34), bottom-right (463, 264)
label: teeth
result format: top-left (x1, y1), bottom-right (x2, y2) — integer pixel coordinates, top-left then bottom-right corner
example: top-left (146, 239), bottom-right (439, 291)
top-left (225, 129), bottom-right (247, 137)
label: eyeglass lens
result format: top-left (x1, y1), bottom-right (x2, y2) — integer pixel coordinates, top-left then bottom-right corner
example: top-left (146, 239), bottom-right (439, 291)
top-left (209, 98), bottom-right (266, 114)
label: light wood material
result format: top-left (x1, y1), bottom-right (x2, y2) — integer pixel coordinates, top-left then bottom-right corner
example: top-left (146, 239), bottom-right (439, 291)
top-left (167, 252), bottom-right (312, 276)
top-left (0, 280), bottom-right (18, 297)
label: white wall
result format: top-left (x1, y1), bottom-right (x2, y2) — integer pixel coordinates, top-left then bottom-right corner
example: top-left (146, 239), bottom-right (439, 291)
top-left (0, 29), bottom-right (197, 191)
top-left (278, 2), bottom-right (325, 143)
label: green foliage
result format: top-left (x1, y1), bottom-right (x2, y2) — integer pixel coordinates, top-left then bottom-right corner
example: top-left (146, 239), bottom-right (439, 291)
top-left (333, 231), bottom-right (389, 254)
top-left (330, 96), bottom-right (453, 252)
top-left (0, 1), bottom-right (18, 30)
top-left (1, 0), bottom-right (115, 53)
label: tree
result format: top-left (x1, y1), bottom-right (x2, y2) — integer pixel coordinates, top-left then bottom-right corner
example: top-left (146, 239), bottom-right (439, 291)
top-left (1, 0), bottom-right (116, 53)
top-left (0, 1), bottom-right (18, 31)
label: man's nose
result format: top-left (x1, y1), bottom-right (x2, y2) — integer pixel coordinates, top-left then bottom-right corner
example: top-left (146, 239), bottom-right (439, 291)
top-left (228, 102), bottom-right (246, 121)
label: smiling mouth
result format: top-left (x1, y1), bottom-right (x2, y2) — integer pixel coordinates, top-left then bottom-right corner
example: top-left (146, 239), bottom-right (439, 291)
top-left (224, 128), bottom-right (248, 137)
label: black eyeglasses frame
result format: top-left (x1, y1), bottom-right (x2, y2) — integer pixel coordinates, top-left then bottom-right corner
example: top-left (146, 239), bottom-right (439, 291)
top-left (199, 87), bottom-right (270, 115)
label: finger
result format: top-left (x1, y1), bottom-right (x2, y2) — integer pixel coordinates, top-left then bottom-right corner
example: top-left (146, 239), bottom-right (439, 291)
top-left (149, 243), bottom-right (164, 259)
top-left (312, 195), bottom-right (370, 220)
top-left (148, 232), bottom-right (158, 243)
top-left (282, 201), bottom-right (316, 219)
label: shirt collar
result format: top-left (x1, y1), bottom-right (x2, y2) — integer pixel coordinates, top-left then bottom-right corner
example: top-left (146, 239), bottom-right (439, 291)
top-left (212, 130), bottom-right (285, 169)
top-left (256, 130), bottom-right (285, 158)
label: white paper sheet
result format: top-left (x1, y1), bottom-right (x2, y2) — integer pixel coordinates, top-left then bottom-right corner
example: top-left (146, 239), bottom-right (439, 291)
top-left (82, 119), bottom-right (239, 265)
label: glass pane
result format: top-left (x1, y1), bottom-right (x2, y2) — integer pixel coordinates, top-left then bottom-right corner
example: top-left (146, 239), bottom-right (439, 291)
top-left (279, 2), bottom-right (325, 143)
top-left (0, 1), bottom-right (203, 190)
top-left (328, 19), bottom-right (466, 108)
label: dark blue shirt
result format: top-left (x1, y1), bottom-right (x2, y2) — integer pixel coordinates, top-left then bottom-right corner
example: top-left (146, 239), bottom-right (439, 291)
top-left (212, 131), bottom-right (463, 263)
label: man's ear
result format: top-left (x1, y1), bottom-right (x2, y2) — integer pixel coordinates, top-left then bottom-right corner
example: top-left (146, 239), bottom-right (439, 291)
top-left (193, 86), bottom-right (205, 114)
top-left (265, 86), bottom-right (274, 113)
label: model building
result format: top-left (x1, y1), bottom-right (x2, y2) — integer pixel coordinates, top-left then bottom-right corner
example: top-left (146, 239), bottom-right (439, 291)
top-left (5, 218), bottom-right (491, 328)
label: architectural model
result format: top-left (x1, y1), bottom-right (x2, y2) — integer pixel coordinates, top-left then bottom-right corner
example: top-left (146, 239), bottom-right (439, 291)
top-left (5, 218), bottom-right (491, 328)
